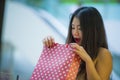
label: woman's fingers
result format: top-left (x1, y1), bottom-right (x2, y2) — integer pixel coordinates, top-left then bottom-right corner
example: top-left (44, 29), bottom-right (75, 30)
top-left (70, 43), bottom-right (84, 54)
top-left (70, 43), bottom-right (81, 51)
top-left (51, 37), bottom-right (55, 46)
top-left (43, 38), bottom-right (48, 47)
top-left (48, 36), bottom-right (54, 47)
top-left (73, 49), bottom-right (80, 55)
top-left (43, 36), bottom-right (55, 48)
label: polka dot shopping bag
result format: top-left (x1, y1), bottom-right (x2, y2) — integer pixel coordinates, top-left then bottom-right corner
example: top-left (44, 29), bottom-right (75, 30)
top-left (30, 43), bottom-right (81, 80)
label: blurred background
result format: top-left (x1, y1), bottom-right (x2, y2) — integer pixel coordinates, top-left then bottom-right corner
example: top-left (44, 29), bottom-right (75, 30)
top-left (0, 0), bottom-right (120, 80)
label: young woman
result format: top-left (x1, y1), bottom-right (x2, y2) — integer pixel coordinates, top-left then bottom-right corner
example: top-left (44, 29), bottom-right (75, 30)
top-left (43, 7), bottom-right (112, 80)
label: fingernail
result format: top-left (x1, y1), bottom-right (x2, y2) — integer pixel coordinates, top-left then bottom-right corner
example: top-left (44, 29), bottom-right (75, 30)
top-left (54, 43), bottom-right (57, 46)
top-left (66, 44), bottom-right (68, 48)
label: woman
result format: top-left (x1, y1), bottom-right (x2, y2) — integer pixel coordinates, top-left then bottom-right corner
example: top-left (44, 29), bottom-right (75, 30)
top-left (43, 7), bottom-right (112, 80)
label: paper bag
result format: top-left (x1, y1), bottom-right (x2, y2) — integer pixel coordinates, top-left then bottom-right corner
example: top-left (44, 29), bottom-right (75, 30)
top-left (30, 43), bottom-right (81, 80)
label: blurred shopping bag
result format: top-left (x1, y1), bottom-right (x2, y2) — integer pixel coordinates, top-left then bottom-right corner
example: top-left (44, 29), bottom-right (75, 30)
top-left (30, 43), bottom-right (81, 80)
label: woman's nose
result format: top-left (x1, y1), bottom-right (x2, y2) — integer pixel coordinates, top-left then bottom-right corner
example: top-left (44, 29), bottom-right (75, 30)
top-left (75, 28), bottom-right (79, 33)
top-left (74, 29), bottom-right (79, 35)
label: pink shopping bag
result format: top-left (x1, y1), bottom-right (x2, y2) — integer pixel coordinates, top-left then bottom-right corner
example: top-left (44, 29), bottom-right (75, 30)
top-left (30, 43), bottom-right (81, 80)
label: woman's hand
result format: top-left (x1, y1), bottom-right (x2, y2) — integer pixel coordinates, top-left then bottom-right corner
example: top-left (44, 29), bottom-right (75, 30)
top-left (43, 36), bottom-right (55, 48)
top-left (71, 43), bottom-right (92, 63)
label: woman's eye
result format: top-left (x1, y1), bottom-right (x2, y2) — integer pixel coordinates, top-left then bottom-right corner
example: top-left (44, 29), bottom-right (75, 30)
top-left (72, 25), bottom-right (75, 29)
top-left (78, 28), bottom-right (81, 30)
top-left (78, 26), bottom-right (82, 30)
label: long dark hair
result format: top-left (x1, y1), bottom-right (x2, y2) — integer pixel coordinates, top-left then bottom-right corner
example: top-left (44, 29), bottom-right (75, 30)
top-left (66, 6), bottom-right (108, 78)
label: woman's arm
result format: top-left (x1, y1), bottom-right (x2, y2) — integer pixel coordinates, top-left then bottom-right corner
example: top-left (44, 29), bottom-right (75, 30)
top-left (85, 57), bottom-right (101, 80)
top-left (95, 48), bottom-right (112, 80)
top-left (71, 43), bottom-right (112, 80)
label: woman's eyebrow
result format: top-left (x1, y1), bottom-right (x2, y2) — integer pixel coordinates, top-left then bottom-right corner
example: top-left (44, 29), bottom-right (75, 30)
top-left (72, 23), bottom-right (80, 26)
top-left (71, 24), bottom-right (75, 26)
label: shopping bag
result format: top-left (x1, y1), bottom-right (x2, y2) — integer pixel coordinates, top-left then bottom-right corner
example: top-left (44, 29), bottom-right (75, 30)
top-left (30, 43), bottom-right (81, 80)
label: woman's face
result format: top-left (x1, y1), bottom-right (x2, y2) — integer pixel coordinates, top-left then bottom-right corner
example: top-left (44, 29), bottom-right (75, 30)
top-left (72, 17), bottom-right (82, 44)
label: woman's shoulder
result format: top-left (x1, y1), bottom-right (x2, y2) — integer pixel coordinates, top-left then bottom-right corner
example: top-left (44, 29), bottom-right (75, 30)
top-left (97, 47), bottom-right (112, 63)
top-left (98, 47), bottom-right (112, 57)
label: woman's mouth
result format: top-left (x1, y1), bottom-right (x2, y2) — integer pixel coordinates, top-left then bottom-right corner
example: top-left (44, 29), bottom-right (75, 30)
top-left (74, 38), bottom-right (81, 43)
